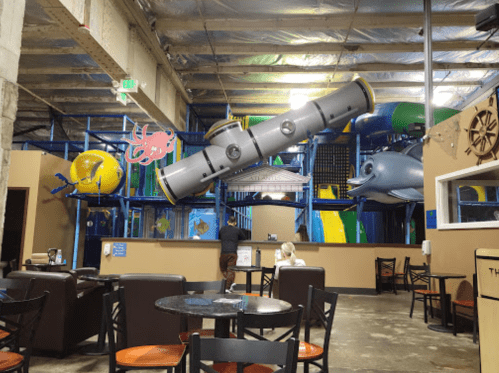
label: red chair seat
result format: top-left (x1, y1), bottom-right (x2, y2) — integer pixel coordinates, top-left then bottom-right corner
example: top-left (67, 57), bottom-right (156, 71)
top-left (213, 362), bottom-right (273, 373)
top-left (453, 300), bottom-right (474, 308)
top-left (298, 341), bottom-right (323, 361)
top-left (179, 329), bottom-right (236, 343)
top-left (116, 345), bottom-right (186, 367)
top-left (414, 289), bottom-right (439, 295)
top-left (0, 351), bottom-right (23, 370)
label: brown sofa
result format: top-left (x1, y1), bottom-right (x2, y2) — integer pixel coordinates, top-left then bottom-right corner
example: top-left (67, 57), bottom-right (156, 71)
top-left (278, 266), bottom-right (325, 319)
top-left (8, 270), bottom-right (106, 356)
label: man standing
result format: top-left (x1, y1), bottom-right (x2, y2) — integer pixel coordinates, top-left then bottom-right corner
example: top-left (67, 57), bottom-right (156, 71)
top-left (219, 216), bottom-right (246, 292)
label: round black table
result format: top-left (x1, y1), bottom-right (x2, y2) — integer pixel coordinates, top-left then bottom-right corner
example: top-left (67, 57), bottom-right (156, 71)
top-left (228, 266), bottom-right (262, 293)
top-left (78, 274), bottom-right (120, 355)
top-left (420, 272), bottom-right (466, 333)
top-left (155, 293), bottom-right (292, 338)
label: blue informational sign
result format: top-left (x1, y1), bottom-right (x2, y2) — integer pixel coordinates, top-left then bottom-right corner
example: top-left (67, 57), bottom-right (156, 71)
top-left (426, 210), bottom-right (437, 229)
top-left (113, 242), bottom-right (127, 257)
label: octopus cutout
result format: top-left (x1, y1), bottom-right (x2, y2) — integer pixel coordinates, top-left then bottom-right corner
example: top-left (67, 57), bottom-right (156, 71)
top-left (122, 125), bottom-right (176, 166)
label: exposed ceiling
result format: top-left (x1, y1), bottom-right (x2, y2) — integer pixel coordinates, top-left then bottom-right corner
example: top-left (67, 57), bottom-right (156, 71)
top-left (13, 0), bottom-right (499, 144)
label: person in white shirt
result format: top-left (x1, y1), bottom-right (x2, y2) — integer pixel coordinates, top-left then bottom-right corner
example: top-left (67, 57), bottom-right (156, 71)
top-left (273, 242), bottom-right (306, 298)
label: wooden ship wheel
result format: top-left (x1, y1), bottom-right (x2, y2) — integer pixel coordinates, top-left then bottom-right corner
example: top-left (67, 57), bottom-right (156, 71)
top-left (465, 97), bottom-right (499, 165)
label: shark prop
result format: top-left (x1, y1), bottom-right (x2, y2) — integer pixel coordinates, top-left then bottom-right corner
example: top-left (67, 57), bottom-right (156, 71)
top-left (347, 143), bottom-right (424, 204)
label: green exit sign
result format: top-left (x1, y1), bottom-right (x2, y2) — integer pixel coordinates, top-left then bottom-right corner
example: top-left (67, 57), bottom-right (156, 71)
top-left (119, 79), bottom-right (139, 93)
top-left (116, 92), bottom-right (127, 106)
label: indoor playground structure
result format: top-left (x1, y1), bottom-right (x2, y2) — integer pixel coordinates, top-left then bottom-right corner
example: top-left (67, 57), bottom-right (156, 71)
top-left (15, 78), bottom-right (461, 268)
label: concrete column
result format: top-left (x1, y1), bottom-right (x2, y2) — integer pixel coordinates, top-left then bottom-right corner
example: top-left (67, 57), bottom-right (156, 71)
top-left (0, 1), bottom-right (26, 253)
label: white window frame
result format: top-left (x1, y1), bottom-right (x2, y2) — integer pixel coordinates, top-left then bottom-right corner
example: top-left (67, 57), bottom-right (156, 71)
top-left (435, 159), bottom-right (499, 230)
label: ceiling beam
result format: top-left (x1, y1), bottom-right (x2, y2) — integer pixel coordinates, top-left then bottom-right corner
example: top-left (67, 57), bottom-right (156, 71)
top-left (156, 11), bottom-right (475, 32)
top-left (18, 67), bottom-right (105, 75)
top-left (18, 94), bottom-right (116, 103)
top-left (22, 25), bottom-right (68, 39)
top-left (193, 95), bottom-right (423, 105)
top-left (179, 62), bottom-right (499, 75)
top-left (20, 46), bottom-right (87, 54)
top-left (170, 40), bottom-right (497, 56)
top-left (20, 81), bottom-right (113, 90)
top-left (186, 80), bottom-right (482, 90)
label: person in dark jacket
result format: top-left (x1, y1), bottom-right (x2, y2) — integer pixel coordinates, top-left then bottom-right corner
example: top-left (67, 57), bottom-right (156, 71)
top-left (219, 216), bottom-right (246, 292)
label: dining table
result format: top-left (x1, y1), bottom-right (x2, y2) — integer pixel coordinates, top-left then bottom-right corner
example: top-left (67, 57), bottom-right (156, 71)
top-left (420, 272), bottom-right (466, 333)
top-left (155, 293), bottom-right (292, 338)
top-left (78, 274), bottom-right (121, 355)
top-left (228, 266), bottom-right (263, 293)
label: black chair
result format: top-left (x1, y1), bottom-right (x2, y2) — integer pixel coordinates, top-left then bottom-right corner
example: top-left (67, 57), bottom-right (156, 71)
top-left (243, 266), bottom-right (276, 298)
top-left (179, 280), bottom-right (234, 343)
top-left (0, 278), bottom-right (35, 350)
top-left (395, 256), bottom-right (410, 292)
top-left (103, 287), bottom-right (187, 373)
top-left (236, 305), bottom-right (303, 342)
top-left (298, 286), bottom-right (338, 373)
top-left (452, 273), bottom-right (478, 343)
top-left (189, 332), bottom-right (299, 373)
top-left (408, 264), bottom-right (441, 323)
top-left (376, 257), bottom-right (397, 294)
top-left (0, 291), bottom-right (49, 373)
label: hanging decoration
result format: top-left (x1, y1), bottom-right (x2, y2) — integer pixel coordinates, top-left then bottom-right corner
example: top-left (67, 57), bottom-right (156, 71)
top-left (122, 125), bottom-right (176, 166)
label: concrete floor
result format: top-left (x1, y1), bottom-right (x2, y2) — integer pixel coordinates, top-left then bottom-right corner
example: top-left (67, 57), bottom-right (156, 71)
top-left (28, 291), bottom-right (479, 373)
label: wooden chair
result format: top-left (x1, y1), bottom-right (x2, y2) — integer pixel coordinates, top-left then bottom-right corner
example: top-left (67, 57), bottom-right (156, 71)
top-left (298, 286), bottom-right (339, 373)
top-left (452, 273), bottom-right (478, 343)
top-left (236, 305), bottom-right (303, 342)
top-left (395, 256), bottom-right (410, 292)
top-left (0, 278), bottom-right (35, 351)
top-left (179, 280), bottom-right (236, 343)
top-left (189, 332), bottom-right (299, 373)
top-left (103, 287), bottom-right (187, 373)
top-left (408, 264), bottom-right (441, 323)
top-left (0, 291), bottom-right (49, 373)
top-left (242, 266), bottom-right (276, 298)
top-left (376, 257), bottom-right (397, 294)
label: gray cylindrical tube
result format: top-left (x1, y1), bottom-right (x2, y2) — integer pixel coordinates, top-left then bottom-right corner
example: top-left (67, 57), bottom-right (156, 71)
top-left (157, 78), bottom-right (375, 204)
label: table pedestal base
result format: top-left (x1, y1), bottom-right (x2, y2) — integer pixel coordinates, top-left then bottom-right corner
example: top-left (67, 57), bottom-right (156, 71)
top-left (78, 341), bottom-right (109, 356)
top-left (427, 324), bottom-right (454, 333)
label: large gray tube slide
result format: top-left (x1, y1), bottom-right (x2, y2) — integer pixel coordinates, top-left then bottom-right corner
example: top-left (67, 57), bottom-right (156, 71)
top-left (157, 77), bottom-right (374, 204)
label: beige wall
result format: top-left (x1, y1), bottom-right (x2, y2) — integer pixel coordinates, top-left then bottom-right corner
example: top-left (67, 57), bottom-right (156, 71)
top-left (251, 205), bottom-right (295, 242)
top-left (423, 94), bottom-right (499, 300)
top-left (8, 151), bottom-right (86, 266)
top-left (100, 238), bottom-right (421, 292)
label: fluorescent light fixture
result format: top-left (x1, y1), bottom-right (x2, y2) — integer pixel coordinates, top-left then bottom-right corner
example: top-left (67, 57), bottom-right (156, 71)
top-left (289, 93), bottom-right (308, 110)
top-left (432, 92), bottom-right (454, 107)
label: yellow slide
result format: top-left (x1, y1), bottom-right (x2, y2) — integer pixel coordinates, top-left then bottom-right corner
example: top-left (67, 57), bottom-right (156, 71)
top-left (319, 185), bottom-right (347, 243)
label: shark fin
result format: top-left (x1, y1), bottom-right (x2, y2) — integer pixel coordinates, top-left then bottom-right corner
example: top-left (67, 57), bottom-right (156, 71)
top-left (388, 188), bottom-right (424, 202)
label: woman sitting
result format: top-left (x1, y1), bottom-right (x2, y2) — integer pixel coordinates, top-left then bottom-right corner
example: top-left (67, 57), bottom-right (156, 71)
top-left (273, 241), bottom-right (306, 298)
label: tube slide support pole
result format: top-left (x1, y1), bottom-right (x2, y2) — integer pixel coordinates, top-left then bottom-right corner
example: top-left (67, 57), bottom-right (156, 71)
top-left (424, 0), bottom-right (434, 129)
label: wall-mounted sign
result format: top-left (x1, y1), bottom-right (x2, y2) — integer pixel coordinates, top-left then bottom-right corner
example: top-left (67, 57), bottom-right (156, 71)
top-left (426, 210), bottom-right (437, 229)
top-left (112, 242), bottom-right (127, 257)
top-left (116, 92), bottom-right (127, 106)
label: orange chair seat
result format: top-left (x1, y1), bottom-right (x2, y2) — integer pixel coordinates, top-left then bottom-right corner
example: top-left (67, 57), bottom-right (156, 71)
top-left (453, 300), bottom-right (474, 308)
top-left (414, 289), bottom-right (439, 295)
top-left (213, 362), bottom-right (273, 373)
top-left (179, 329), bottom-right (236, 343)
top-left (116, 345), bottom-right (186, 367)
top-left (380, 272), bottom-right (394, 276)
top-left (0, 351), bottom-right (23, 370)
top-left (298, 341), bottom-right (323, 361)
top-left (242, 293), bottom-right (269, 298)
top-left (0, 330), bottom-right (10, 340)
